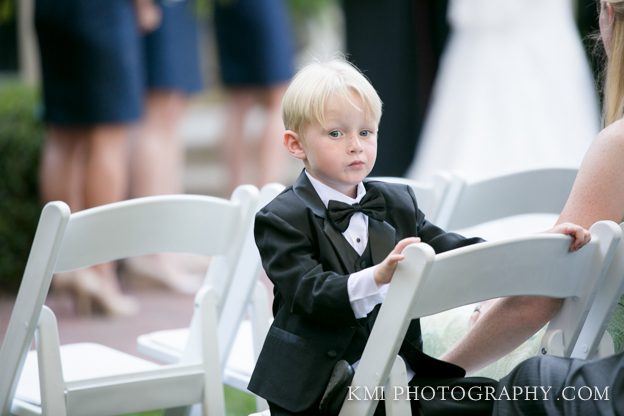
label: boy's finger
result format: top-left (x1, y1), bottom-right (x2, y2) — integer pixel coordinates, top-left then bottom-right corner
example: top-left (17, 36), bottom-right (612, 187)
top-left (394, 237), bottom-right (421, 253)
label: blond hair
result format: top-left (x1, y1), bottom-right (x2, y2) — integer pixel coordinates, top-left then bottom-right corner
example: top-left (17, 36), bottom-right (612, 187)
top-left (281, 58), bottom-right (382, 136)
top-left (603, 0), bottom-right (624, 125)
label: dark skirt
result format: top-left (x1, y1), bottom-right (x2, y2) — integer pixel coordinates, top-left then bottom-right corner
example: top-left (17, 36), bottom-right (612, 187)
top-left (143, 0), bottom-right (202, 94)
top-left (35, 0), bottom-right (143, 125)
top-left (214, 0), bottom-right (295, 87)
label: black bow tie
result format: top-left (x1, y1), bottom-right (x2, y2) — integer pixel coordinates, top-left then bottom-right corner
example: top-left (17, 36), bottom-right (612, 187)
top-left (327, 188), bottom-right (386, 232)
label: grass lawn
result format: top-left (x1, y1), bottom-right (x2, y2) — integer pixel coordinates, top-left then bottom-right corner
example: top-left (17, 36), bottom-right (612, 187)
top-left (125, 385), bottom-right (257, 416)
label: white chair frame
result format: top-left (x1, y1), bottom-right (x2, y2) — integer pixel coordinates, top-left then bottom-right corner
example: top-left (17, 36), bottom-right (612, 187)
top-left (338, 220), bottom-right (621, 416)
top-left (435, 167), bottom-right (578, 232)
top-left (369, 172), bottom-right (452, 224)
top-left (136, 183), bottom-right (285, 412)
top-left (0, 186), bottom-right (258, 416)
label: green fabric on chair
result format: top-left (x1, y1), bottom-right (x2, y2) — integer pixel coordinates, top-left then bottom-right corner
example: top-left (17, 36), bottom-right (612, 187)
top-left (607, 295), bottom-right (624, 353)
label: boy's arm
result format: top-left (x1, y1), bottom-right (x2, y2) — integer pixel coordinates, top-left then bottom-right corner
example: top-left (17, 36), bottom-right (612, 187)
top-left (255, 210), bottom-right (357, 326)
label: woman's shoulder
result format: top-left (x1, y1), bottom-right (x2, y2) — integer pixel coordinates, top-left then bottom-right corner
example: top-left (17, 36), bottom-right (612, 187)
top-left (597, 118), bottom-right (624, 148)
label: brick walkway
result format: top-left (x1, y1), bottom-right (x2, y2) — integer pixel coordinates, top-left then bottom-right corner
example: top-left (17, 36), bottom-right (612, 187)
top-left (0, 286), bottom-right (194, 358)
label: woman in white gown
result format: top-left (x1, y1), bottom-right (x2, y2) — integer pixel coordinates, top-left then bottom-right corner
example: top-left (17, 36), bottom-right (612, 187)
top-left (406, 0), bottom-right (600, 182)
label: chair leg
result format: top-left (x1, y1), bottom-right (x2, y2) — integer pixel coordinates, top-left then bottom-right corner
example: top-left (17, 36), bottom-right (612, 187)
top-left (384, 356), bottom-right (411, 416)
top-left (199, 290), bottom-right (226, 416)
top-left (250, 282), bottom-right (270, 411)
top-left (36, 306), bottom-right (67, 416)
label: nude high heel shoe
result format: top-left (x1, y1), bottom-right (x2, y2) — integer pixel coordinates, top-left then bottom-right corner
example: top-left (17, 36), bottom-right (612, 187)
top-left (53, 269), bottom-right (139, 317)
top-left (123, 254), bottom-right (204, 294)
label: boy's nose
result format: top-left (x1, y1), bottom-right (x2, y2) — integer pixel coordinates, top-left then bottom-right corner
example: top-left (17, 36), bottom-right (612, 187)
top-left (347, 134), bottom-right (363, 152)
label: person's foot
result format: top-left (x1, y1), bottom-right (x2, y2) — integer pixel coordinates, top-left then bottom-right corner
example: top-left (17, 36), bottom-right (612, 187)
top-left (53, 269), bottom-right (139, 317)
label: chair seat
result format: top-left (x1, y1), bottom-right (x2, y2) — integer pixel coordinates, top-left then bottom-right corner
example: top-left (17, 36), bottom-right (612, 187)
top-left (454, 213), bottom-right (558, 241)
top-left (15, 343), bottom-right (158, 406)
top-left (137, 320), bottom-right (257, 389)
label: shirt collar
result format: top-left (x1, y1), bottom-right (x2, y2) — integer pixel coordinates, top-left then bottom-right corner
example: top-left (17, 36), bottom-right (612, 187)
top-left (305, 170), bottom-right (366, 208)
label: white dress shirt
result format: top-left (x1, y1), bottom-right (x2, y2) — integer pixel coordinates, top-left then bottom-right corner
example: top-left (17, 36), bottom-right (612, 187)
top-left (305, 172), bottom-right (389, 319)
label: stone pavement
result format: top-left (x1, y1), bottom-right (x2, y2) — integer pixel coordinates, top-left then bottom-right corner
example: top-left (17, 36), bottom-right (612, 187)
top-left (0, 284), bottom-right (195, 358)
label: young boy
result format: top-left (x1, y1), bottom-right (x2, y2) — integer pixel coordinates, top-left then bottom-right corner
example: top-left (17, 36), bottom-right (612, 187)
top-left (248, 58), bottom-right (589, 415)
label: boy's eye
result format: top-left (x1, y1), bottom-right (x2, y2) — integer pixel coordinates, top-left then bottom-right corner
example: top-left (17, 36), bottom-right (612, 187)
top-left (328, 130), bottom-right (341, 138)
top-left (360, 130), bottom-right (372, 137)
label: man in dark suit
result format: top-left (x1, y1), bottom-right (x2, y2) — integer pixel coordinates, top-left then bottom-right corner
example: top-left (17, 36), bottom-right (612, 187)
top-left (493, 350), bottom-right (624, 415)
top-left (248, 58), bottom-right (589, 415)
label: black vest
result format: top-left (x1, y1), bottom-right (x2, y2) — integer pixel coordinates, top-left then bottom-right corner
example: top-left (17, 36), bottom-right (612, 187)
top-left (342, 242), bottom-right (378, 364)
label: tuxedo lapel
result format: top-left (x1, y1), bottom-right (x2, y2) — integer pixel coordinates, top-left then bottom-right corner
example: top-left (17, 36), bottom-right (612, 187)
top-left (369, 218), bottom-right (396, 265)
top-left (364, 181), bottom-right (396, 264)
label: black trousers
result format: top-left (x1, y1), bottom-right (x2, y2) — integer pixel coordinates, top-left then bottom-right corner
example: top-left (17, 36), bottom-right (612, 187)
top-left (492, 352), bottom-right (624, 416)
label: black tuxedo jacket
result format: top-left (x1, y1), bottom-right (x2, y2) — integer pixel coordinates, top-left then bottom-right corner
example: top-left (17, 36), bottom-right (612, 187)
top-left (248, 171), bottom-right (484, 412)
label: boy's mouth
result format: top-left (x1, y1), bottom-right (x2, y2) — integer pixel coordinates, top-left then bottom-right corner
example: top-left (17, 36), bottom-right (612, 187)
top-left (349, 161), bottom-right (365, 167)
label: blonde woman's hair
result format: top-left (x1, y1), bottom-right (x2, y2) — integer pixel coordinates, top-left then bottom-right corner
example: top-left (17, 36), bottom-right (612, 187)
top-left (281, 58), bottom-right (382, 136)
top-left (603, 0), bottom-right (624, 125)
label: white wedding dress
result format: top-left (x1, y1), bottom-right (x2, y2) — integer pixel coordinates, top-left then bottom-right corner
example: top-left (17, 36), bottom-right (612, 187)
top-left (406, 0), bottom-right (600, 182)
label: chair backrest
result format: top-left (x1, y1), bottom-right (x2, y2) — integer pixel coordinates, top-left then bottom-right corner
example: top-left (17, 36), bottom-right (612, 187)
top-left (435, 168), bottom-right (578, 232)
top-left (572, 222), bottom-right (624, 359)
top-left (0, 202), bottom-right (70, 415)
top-left (339, 220), bottom-right (621, 416)
top-left (183, 183), bottom-right (285, 366)
top-left (369, 172), bottom-right (452, 223)
top-left (0, 186), bottom-right (259, 415)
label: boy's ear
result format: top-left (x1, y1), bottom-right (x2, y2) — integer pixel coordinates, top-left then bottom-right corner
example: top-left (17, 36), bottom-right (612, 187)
top-left (284, 130), bottom-right (306, 161)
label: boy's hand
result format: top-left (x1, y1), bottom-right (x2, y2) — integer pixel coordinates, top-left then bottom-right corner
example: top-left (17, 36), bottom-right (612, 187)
top-left (373, 237), bottom-right (421, 285)
top-left (545, 222), bottom-right (591, 252)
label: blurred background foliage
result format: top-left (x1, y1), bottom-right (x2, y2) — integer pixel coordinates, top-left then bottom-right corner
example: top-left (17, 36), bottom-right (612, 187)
top-left (0, 81), bottom-right (43, 292)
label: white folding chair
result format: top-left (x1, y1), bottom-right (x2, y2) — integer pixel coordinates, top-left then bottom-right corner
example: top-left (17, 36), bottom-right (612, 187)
top-left (0, 185), bottom-right (258, 416)
top-left (137, 183), bottom-right (285, 411)
top-left (369, 172), bottom-right (452, 224)
top-left (338, 220), bottom-right (621, 416)
top-left (572, 222), bottom-right (624, 359)
top-left (420, 167), bottom-right (580, 376)
top-left (435, 167), bottom-right (578, 240)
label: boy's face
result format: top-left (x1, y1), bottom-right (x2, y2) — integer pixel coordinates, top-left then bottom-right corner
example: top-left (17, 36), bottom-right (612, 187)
top-left (285, 91), bottom-right (378, 197)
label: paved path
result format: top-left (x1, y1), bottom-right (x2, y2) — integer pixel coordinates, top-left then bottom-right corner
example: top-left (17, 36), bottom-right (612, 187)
top-left (0, 286), bottom-right (194, 358)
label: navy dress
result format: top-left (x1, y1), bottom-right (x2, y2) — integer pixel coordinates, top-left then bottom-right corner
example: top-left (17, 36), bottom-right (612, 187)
top-left (35, 0), bottom-right (143, 125)
top-left (143, 0), bottom-right (202, 94)
top-left (214, 0), bottom-right (295, 87)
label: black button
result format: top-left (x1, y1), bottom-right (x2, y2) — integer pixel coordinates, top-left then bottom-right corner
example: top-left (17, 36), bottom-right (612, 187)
top-left (360, 260), bottom-right (367, 268)
top-left (356, 237), bottom-right (361, 243)
top-left (327, 350), bottom-right (338, 358)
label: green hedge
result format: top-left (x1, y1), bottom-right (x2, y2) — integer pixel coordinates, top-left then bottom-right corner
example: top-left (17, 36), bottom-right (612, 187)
top-left (0, 81), bottom-right (43, 293)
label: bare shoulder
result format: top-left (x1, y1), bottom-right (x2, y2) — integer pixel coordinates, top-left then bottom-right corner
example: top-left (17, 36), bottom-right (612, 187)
top-left (596, 119), bottom-right (624, 151)
top-left (558, 119), bottom-right (624, 225)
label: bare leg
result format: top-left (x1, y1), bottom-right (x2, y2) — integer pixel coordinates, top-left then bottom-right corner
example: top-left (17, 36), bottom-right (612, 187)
top-left (257, 83), bottom-right (288, 186)
top-left (84, 124), bottom-right (129, 206)
top-left (39, 126), bottom-right (86, 210)
top-left (83, 124), bottom-right (139, 315)
top-left (222, 88), bottom-right (255, 195)
top-left (44, 124), bottom-right (138, 316)
top-left (125, 91), bottom-right (204, 293)
top-left (131, 91), bottom-right (186, 196)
